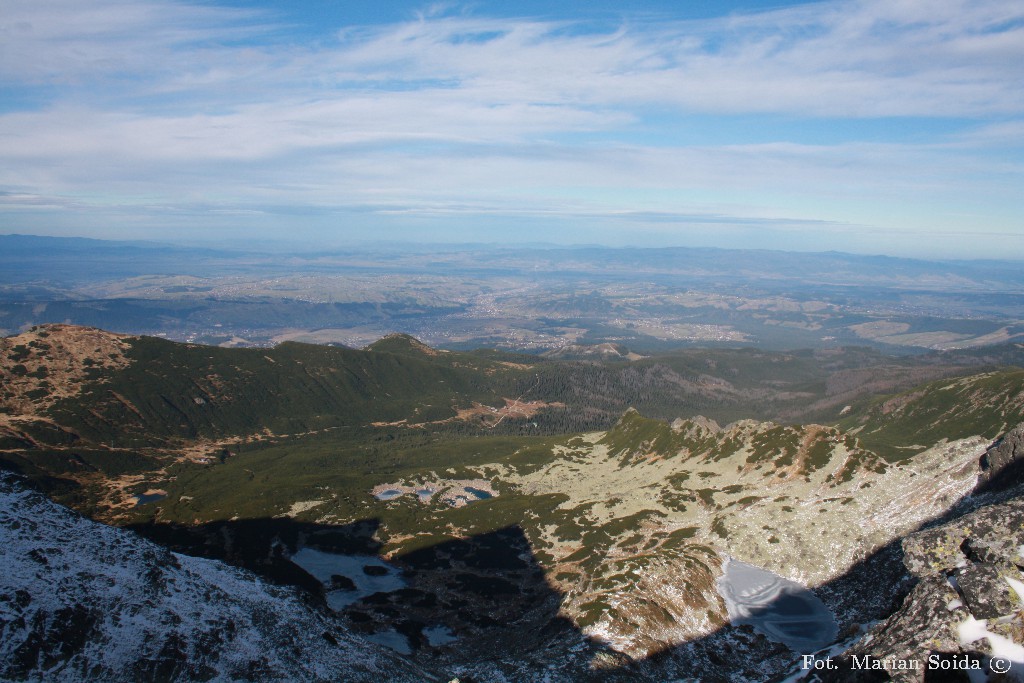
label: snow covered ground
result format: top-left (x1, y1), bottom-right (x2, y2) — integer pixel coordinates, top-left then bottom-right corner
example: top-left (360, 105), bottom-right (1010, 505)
top-left (0, 472), bottom-right (435, 682)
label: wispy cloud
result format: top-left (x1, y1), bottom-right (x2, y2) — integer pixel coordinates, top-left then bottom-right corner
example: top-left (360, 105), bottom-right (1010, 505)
top-left (0, 0), bottom-right (1021, 255)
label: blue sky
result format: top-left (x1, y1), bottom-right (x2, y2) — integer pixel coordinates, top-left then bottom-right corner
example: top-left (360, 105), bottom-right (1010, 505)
top-left (1, 0), bottom-right (1022, 258)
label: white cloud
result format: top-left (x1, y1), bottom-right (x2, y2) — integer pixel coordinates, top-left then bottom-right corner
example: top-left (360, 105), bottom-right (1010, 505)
top-left (5, 0), bottom-right (1023, 112)
top-left (0, 0), bottom-right (268, 86)
top-left (0, 0), bottom-right (1022, 254)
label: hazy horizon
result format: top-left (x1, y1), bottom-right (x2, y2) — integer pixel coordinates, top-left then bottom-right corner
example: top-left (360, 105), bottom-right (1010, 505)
top-left (8, 230), bottom-right (1024, 264)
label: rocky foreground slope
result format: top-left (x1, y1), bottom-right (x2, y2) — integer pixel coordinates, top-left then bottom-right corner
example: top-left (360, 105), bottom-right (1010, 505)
top-left (799, 426), bottom-right (1024, 683)
top-left (811, 498), bottom-right (1024, 682)
top-left (0, 471), bottom-right (434, 682)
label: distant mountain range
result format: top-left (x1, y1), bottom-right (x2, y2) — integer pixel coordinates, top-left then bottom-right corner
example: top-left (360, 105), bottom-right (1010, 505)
top-left (3, 232), bottom-right (1024, 285)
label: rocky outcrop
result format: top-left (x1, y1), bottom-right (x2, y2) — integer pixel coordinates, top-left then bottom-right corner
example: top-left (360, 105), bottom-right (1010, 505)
top-left (977, 424), bottom-right (1024, 494)
top-left (818, 495), bottom-right (1024, 682)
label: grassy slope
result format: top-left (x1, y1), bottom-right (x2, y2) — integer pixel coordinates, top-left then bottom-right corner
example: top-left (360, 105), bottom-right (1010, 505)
top-left (7, 326), bottom-right (1008, 451)
top-left (43, 334), bottom-right (526, 446)
top-left (841, 368), bottom-right (1024, 459)
top-left (5, 326), bottom-right (1022, 526)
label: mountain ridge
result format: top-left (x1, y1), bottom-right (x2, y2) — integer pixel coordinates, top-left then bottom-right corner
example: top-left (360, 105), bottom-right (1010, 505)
top-left (4, 323), bottom-right (1024, 680)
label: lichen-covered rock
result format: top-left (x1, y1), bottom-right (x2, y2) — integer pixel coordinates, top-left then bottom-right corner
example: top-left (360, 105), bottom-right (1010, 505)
top-left (816, 492), bottom-right (1024, 683)
top-left (818, 576), bottom-right (967, 682)
top-left (902, 525), bottom-right (974, 577)
top-left (957, 563), bottom-right (1019, 620)
top-left (902, 499), bottom-right (1024, 577)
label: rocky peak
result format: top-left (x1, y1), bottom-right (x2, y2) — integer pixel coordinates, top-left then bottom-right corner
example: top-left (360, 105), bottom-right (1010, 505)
top-left (671, 415), bottom-right (722, 435)
top-left (819, 498), bottom-right (1024, 681)
top-left (365, 333), bottom-right (442, 356)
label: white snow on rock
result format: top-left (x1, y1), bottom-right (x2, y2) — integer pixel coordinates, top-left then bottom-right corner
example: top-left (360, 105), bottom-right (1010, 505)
top-left (0, 472), bottom-right (435, 682)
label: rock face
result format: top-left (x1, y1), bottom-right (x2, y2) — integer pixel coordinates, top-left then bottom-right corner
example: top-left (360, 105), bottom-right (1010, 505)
top-left (0, 472), bottom-right (434, 682)
top-left (978, 424), bottom-right (1024, 494)
top-left (817, 495), bottom-right (1024, 682)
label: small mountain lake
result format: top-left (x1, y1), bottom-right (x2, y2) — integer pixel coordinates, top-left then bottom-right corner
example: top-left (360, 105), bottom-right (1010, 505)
top-left (134, 492), bottom-right (166, 506)
top-left (371, 480), bottom-right (497, 506)
top-left (365, 629), bottom-right (413, 655)
top-left (289, 547), bottom-right (459, 655)
top-left (423, 625), bottom-right (458, 646)
top-left (289, 547), bottom-right (406, 611)
top-left (717, 558), bottom-right (838, 653)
